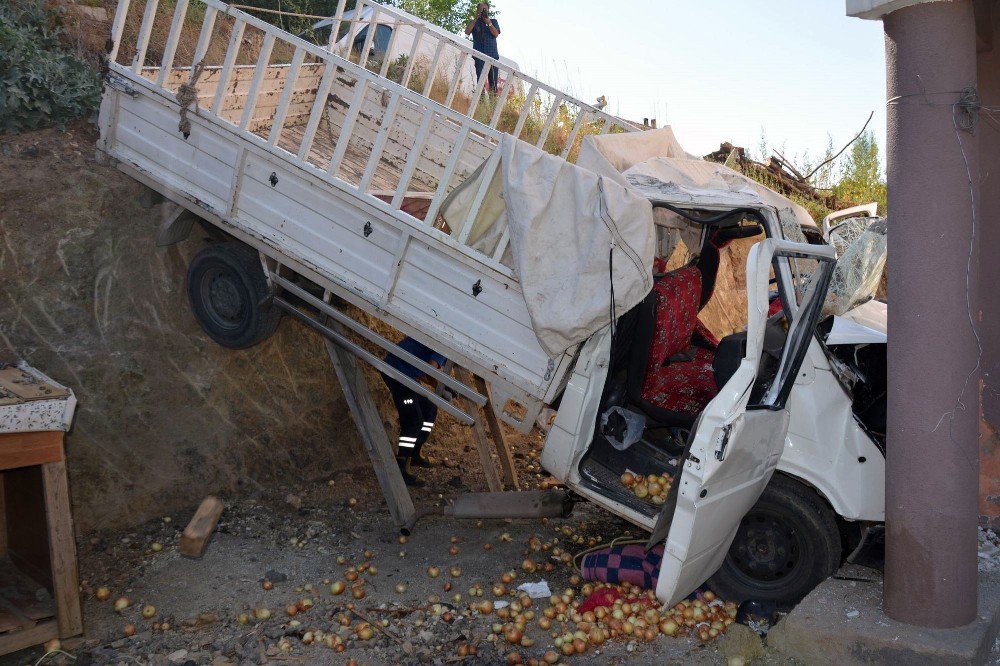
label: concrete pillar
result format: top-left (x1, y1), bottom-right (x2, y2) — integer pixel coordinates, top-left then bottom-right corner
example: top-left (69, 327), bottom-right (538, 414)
top-left (883, 0), bottom-right (980, 628)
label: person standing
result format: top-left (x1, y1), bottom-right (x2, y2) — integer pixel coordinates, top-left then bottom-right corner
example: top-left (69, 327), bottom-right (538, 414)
top-left (465, 1), bottom-right (501, 93)
top-left (381, 336), bottom-right (448, 486)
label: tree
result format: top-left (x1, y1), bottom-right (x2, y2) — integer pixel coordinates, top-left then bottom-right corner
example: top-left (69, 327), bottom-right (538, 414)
top-left (386, 0), bottom-right (492, 34)
top-left (833, 130), bottom-right (887, 214)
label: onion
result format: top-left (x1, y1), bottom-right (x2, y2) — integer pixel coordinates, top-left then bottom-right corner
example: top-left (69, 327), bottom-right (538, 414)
top-left (262, 580), bottom-right (274, 590)
top-left (255, 608), bottom-right (271, 620)
top-left (357, 624), bottom-right (374, 640)
top-left (351, 585), bottom-right (367, 600)
top-left (427, 566), bottom-right (441, 578)
top-left (506, 653), bottom-right (523, 665)
top-left (124, 624), bottom-right (137, 637)
top-left (521, 559), bottom-right (535, 573)
top-left (483, 543), bottom-right (493, 550)
top-left (449, 566), bottom-right (462, 578)
top-left (330, 581), bottom-right (346, 595)
top-left (95, 587), bottom-right (111, 602)
top-left (141, 604), bottom-right (156, 619)
top-left (345, 570), bottom-right (359, 582)
top-left (237, 613), bottom-right (250, 625)
top-left (336, 556), bottom-right (347, 565)
top-left (504, 627), bottom-right (522, 644)
top-left (150, 542), bottom-right (163, 552)
top-left (347, 498), bottom-right (358, 508)
top-left (113, 596), bottom-right (131, 613)
top-left (492, 584), bottom-right (507, 597)
top-left (572, 637), bottom-right (587, 654)
top-left (449, 545), bottom-right (460, 556)
top-left (43, 639), bottom-right (61, 653)
top-left (297, 598), bottom-right (314, 611)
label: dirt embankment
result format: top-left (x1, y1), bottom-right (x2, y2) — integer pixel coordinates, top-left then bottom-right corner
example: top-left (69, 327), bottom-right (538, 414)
top-left (0, 123), bottom-right (543, 532)
top-left (0, 124), bottom-right (373, 531)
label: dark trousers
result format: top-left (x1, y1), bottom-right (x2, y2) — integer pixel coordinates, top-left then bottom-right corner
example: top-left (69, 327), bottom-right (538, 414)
top-left (382, 375), bottom-right (438, 458)
top-left (474, 57), bottom-right (499, 93)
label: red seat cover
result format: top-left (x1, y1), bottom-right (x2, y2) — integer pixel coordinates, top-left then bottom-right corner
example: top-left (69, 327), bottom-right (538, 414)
top-left (641, 347), bottom-right (718, 415)
top-left (640, 265), bottom-right (719, 417)
top-left (644, 266), bottom-right (702, 378)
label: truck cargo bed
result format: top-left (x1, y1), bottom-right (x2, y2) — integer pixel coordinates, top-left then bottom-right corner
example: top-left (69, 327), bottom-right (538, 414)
top-left (98, 0), bottom-right (638, 428)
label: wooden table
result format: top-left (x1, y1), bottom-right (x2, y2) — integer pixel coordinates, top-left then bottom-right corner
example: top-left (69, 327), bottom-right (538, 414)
top-left (0, 364), bottom-right (82, 655)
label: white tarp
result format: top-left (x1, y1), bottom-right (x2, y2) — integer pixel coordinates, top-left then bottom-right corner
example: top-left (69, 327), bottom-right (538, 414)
top-left (442, 134), bottom-right (656, 358)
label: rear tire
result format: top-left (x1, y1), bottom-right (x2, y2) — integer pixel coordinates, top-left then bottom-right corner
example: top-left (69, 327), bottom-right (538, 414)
top-left (707, 473), bottom-right (841, 607)
top-left (186, 242), bottom-right (282, 349)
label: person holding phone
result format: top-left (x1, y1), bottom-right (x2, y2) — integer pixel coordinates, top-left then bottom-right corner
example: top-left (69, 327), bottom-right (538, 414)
top-left (465, 1), bottom-right (501, 93)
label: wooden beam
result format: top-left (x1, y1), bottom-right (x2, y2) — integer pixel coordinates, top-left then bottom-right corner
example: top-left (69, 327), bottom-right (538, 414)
top-left (323, 329), bottom-right (415, 527)
top-left (454, 368), bottom-right (502, 493)
top-left (474, 376), bottom-right (519, 490)
top-left (179, 496), bottom-right (223, 558)
top-left (0, 432), bottom-right (63, 472)
top-left (41, 458), bottom-right (83, 638)
top-left (0, 618), bottom-right (58, 657)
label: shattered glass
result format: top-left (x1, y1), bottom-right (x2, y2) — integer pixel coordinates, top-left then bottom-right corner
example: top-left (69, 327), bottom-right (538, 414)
top-left (816, 217), bottom-right (887, 317)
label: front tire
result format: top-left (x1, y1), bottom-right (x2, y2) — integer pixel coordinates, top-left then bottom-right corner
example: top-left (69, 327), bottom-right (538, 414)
top-left (186, 242), bottom-right (282, 349)
top-left (707, 473), bottom-right (841, 607)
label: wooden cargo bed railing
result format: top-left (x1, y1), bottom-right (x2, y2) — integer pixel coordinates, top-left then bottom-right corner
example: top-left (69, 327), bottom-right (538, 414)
top-left (109, 0), bottom-right (523, 270)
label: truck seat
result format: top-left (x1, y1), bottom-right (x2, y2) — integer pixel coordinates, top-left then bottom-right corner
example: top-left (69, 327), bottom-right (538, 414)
top-left (628, 265), bottom-right (719, 427)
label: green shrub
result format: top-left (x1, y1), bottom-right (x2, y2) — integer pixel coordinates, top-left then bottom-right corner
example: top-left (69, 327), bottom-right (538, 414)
top-left (0, 0), bottom-right (103, 133)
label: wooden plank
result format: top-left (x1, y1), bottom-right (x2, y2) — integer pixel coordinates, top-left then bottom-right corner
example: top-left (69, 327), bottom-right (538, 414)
top-left (455, 368), bottom-right (502, 493)
top-left (0, 618), bottom-right (57, 657)
top-left (475, 375), bottom-right (519, 490)
top-left (0, 367), bottom-right (70, 402)
top-left (179, 496), bottom-right (224, 558)
top-left (323, 325), bottom-right (414, 527)
top-left (0, 432), bottom-right (63, 472)
top-left (40, 460), bottom-right (82, 638)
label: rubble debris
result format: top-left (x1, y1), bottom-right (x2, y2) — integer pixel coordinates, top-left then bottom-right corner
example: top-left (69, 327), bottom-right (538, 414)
top-left (179, 496), bottom-right (224, 558)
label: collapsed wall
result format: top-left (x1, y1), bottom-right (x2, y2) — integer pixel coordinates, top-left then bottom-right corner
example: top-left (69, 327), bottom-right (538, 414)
top-left (0, 124), bottom-right (367, 531)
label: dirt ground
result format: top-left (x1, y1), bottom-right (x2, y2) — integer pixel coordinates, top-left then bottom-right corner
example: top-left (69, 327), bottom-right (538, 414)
top-left (2, 496), bottom-right (748, 666)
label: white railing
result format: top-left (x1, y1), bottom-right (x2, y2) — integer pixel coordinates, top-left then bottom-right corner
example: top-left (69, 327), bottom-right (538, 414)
top-left (323, 0), bottom-right (639, 157)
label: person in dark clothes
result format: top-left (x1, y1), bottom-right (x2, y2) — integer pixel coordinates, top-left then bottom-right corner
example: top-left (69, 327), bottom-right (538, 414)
top-left (381, 336), bottom-right (448, 486)
top-left (465, 1), bottom-right (501, 93)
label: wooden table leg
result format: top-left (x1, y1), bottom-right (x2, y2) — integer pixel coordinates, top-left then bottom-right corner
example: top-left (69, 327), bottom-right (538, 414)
top-left (41, 453), bottom-right (82, 639)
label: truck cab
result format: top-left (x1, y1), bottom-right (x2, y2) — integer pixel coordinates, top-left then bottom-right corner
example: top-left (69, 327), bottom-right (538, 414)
top-left (541, 199), bottom-right (886, 607)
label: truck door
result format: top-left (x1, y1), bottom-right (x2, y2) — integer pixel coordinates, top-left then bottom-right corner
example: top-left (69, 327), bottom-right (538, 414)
top-left (650, 238), bottom-right (837, 606)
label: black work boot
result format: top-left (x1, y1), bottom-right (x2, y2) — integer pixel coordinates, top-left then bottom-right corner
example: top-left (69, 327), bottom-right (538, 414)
top-left (410, 448), bottom-right (435, 469)
top-left (396, 456), bottom-right (425, 487)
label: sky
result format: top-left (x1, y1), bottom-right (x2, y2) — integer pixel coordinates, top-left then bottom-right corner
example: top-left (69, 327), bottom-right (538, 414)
top-left (492, 0), bottom-right (887, 169)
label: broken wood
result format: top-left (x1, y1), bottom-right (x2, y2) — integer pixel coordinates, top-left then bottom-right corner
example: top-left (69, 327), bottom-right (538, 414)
top-left (323, 329), bottom-right (415, 528)
top-left (453, 367), bottom-right (502, 493)
top-left (474, 376), bottom-right (519, 490)
top-left (179, 496), bottom-right (224, 558)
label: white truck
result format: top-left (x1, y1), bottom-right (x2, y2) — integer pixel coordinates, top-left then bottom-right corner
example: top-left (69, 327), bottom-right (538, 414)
top-left (98, 0), bottom-right (887, 607)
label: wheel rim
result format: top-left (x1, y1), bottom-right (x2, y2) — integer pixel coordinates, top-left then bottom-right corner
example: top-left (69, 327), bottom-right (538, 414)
top-left (199, 266), bottom-right (249, 332)
top-left (727, 508), bottom-right (805, 588)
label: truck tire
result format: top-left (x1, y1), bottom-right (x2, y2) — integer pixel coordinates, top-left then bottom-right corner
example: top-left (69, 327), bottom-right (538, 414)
top-left (186, 242), bottom-right (282, 349)
top-left (706, 473), bottom-right (841, 607)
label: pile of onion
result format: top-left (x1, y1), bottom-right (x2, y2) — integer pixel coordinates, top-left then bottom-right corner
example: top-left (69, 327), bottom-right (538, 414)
top-left (620, 471), bottom-right (673, 505)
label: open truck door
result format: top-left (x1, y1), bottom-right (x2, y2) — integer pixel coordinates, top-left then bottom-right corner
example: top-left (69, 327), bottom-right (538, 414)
top-left (651, 238), bottom-right (837, 606)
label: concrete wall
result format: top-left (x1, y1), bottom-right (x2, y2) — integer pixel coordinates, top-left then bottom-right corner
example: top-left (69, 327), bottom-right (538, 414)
top-left (0, 128), bottom-right (369, 532)
top-left (978, 3), bottom-right (1000, 529)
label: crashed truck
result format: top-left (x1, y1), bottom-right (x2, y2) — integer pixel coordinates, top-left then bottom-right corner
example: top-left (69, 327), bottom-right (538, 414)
top-left (97, 0), bottom-right (888, 607)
